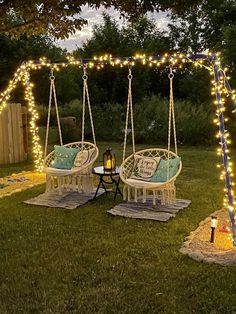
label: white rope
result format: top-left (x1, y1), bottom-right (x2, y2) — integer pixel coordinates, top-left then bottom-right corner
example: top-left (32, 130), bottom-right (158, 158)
top-left (82, 64), bottom-right (96, 149)
top-left (123, 66), bottom-right (136, 161)
top-left (171, 92), bottom-right (178, 155)
top-left (52, 79), bottom-right (63, 146)
top-left (167, 67), bottom-right (178, 179)
top-left (82, 66), bottom-right (86, 149)
top-left (123, 94), bottom-right (130, 161)
top-left (85, 80), bottom-right (96, 146)
top-left (169, 68), bottom-right (177, 155)
top-left (129, 72), bottom-right (136, 157)
top-left (167, 72), bottom-right (172, 153)
top-left (44, 70), bottom-right (63, 161)
top-left (44, 78), bottom-right (53, 161)
top-left (167, 70), bottom-right (172, 180)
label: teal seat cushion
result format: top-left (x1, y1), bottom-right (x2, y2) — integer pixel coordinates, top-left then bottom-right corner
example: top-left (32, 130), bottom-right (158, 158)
top-left (150, 157), bottom-right (181, 182)
top-left (52, 145), bottom-right (80, 170)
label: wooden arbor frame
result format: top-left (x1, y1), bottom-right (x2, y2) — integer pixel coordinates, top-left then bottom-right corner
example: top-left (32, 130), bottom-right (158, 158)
top-left (0, 52), bottom-right (235, 246)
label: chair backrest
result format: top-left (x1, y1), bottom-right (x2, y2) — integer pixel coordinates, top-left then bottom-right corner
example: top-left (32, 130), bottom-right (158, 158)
top-left (44, 141), bottom-right (99, 171)
top-left (120, 148), bottom-right (182, 183)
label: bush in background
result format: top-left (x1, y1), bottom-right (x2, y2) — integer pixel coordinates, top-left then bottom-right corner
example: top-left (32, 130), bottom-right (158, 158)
top-left (134, 95), bottom-right (215, 146)
top-left (36, 95), bottom-right (221, 146)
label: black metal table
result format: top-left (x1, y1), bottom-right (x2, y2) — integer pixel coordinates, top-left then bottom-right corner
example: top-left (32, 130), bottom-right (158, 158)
top-left (92, 166), bottom-right (123, 200)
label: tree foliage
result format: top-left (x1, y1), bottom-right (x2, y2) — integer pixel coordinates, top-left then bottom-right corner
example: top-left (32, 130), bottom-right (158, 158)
top-left (0, 35), bottom-right (65, 86)
top-left (0, 34), bottom-right (67, 105)
top-left (168, 0), bottom-right (236, 52)
top-left (74, 14), bottom-right (171, 105)
top-left (0, 0), bottom-right (201, 39)
top-left (168, 0), bottom-right (236, 94)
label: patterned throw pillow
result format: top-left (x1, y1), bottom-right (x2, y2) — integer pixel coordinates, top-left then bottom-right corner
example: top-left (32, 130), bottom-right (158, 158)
top-left (150, 157), bottom-right (181, 182)
top-left (130, 156), bottom-right (161, 181)
top-left (52, 145), bottom-right (79, 170)
top-left (74, 148), bottom-right (96, 168)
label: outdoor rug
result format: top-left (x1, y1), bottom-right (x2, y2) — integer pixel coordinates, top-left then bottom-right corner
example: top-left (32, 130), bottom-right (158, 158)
top-left (24, 188), bottom-right (105, 209)
top-left (107, 198), bottom-right (191, 221)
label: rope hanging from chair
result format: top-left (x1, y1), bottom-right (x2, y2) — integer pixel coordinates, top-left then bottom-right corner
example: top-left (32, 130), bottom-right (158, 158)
top-left (168, 66), bottom-right (178, 156)
top-left (167, 66), bottom-right (178, 179)
top-left (82, 64), bottom-right (96, 149)
top-left (44, 69), bottom-right (63, 161)
top-left (123, 65), bottom-right (136, 161)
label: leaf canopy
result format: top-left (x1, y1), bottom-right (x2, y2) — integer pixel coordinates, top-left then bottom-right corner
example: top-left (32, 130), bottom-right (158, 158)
top-left (0, 0), bottom-right (201, 39)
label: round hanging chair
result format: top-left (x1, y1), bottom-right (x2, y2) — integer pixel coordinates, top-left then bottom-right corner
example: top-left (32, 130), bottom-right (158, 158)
top-left (44, 141), bottom-right (99, 194)
top-left (44, 65), bottom-right (99, 194)
top-left (120, 148), bottom-right (182, 205)
top-left (119, 66), bottom-right (182, 205)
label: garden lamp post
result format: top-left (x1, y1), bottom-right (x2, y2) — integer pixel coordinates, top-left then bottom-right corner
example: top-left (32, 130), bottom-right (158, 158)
top-left (210, 216), bottom-right (218, 243)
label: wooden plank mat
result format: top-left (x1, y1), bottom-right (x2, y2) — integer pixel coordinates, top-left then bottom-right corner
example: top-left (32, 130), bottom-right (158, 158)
top-left (107, 199), bottom-right (191, 221)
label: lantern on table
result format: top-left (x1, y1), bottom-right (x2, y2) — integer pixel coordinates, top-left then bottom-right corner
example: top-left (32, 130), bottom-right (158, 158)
top-left (103, 148), bottom-right (116, 172)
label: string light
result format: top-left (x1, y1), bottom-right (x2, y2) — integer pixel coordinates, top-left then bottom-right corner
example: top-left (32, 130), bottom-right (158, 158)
top-left (23, 69), bottom-right (44, 172)
top-left (0, 52), bottom-right (235, 245)
top-left (210, 55), bottom-right (236, 245)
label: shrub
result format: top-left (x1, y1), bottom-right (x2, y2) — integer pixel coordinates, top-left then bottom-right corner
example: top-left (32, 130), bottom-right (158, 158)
top-left (134, 95), bottom-right (215, 146)
top-left (37, 96), bottom-right (219, 146)
top-left (37, 105), bottom-right (56, 126)
top-left (93, 102), bottom-right (124, 141)
top-left (60, 124), bottom-right (81, 144)
top-left (37, 100), bottom-right (83, 126)
top-left (60, 99), bottom-right (83, 120)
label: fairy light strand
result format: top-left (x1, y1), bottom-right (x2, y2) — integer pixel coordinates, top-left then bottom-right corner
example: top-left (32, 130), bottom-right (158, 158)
top-left (0, 52), bottom-right (235, 246)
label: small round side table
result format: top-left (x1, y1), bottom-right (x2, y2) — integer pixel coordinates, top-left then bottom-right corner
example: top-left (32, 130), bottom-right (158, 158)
top-left (92, 166), bottom-right (123, 200)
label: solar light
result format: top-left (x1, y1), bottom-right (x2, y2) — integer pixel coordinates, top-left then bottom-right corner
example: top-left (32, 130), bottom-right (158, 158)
top-left (210, 216), bottom-right (218, 243)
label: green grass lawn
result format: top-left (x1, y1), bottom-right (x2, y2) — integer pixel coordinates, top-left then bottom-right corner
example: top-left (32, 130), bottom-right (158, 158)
top-left (0, 143), bottom-right (235, 313)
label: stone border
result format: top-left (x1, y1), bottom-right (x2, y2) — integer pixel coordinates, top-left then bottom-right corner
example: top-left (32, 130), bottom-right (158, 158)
top-left (180, 209), bottom-right (236, 266)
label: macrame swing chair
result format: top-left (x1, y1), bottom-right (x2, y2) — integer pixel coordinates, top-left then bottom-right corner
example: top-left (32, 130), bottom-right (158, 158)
top-left (120, 66), bottom-right (182, 205)
top-left (44, 65), bottom-right (99, 194)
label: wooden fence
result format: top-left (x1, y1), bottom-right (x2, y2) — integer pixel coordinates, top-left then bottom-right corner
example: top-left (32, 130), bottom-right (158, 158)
top-left (0, 103), bottom-right (28, 164)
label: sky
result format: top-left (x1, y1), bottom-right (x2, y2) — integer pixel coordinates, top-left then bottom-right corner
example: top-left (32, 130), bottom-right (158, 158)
top-left (56, 5), bottom-right (169, 52)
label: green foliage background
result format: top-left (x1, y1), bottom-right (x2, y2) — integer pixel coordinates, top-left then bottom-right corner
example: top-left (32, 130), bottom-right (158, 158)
top-left (37, 95), bottom-right (215, 146)
top-left (0, 8), bottom-right (236, 146)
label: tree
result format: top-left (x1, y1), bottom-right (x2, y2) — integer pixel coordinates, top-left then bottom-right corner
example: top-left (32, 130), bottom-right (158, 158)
top-left (222, 25), bottom-right (236, 78)
top-left (168, 0), bottom-right (236, 52)
top-left (0, 0), bottom-right (202, 39)
top-left (74, 14), bottom-right (171, 105)
top-left (121, 16), bottom-right (170, 55)
top-left (167, 0), bottom-right (236, 100)
top-left (75, 14), bottom-right (123, 57)
top-left (0, 35), bottom-right (67, 104)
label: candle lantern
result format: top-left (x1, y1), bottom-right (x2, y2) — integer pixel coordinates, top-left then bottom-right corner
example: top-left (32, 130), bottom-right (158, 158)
top-left (210, 216), bottom-right (218, 243)
top-left (103, 148), bottom-right (116, 172)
